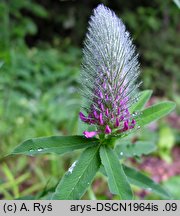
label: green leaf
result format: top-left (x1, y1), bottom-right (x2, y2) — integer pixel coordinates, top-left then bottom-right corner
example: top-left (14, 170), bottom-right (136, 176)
top-left (163, 176), bottom-right (180, 200)
top-left (115, 141), bottom-right (156, 159)
top-left (173, 0), bottom-right (180, 8)
top-left (11, 136), bottom-right (99, 156)
top-left (51, 145), bottom-right (101, 200)
top-left (123, 166), bottom-right (172, 199)
top-left (135, 101), bottom-right (176, 127)
top-left (99, 164), bottom-right (172, 199)
top-left (130, 90), bottom-right (152, 113)
top-left (100, 146), bottom-right (133, 200)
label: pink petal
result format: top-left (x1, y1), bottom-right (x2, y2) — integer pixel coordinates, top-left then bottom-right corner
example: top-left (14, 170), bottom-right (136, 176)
top-left (83, 131), bottom-right (98, 138)
top-left (123, 121), bottom-right (129, 131)
top-left (117, 107), bottom-right (121, 115)
top-left (99, 113), bottom-right (104, 125)
top-left (115, 118), bottom-right (120, 127)
top-left (131, 119), bottom-right (136, 125)
top-left (100, 103), bottom-right (104, 111)
top-left (129, 119), bottom-right (136, 129)
top-left (99, 91), bottom-right (103, 99)
top-left (79, 112), bottom-right (87, 122)
top-left (105, 108), bottom-right (109, 116)
top-left (105, 125), bottom-right (111, 134)
top-left (93, 110), bottom-right (99, 119)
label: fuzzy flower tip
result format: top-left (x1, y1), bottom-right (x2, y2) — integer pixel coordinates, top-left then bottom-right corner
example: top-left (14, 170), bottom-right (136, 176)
top-left (79, 4), bottom-right (141, 138)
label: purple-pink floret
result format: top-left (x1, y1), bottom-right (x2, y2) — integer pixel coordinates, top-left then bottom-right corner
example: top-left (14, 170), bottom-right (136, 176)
top-left (79, 83), bottom-right (136, 138)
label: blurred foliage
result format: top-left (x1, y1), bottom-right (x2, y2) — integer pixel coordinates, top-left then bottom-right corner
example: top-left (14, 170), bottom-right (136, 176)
top-left (163, 176), bottom-right (180, 199)
top-left (0, 46), bottom-right (81, 156)
top-left (157, 125), bottom-right (175, 163)
top-left (0, 0), bottom-right (179, 199)
top-left (122, 2), bottom-right (180, 101)
top-left (0, 0), bottom-right (82, 157)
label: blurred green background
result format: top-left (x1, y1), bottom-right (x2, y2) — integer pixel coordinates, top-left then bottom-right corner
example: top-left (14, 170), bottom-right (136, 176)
top-left (0, 0), bottom-right (179, 200)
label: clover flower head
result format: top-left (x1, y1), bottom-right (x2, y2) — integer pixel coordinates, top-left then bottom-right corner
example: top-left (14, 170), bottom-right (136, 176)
top-left (79, 4), bottom-right (141, 138)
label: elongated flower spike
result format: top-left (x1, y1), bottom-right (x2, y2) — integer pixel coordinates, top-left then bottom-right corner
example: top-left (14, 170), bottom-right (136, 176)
top-left (79, 4), bottom-right (141, 138)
